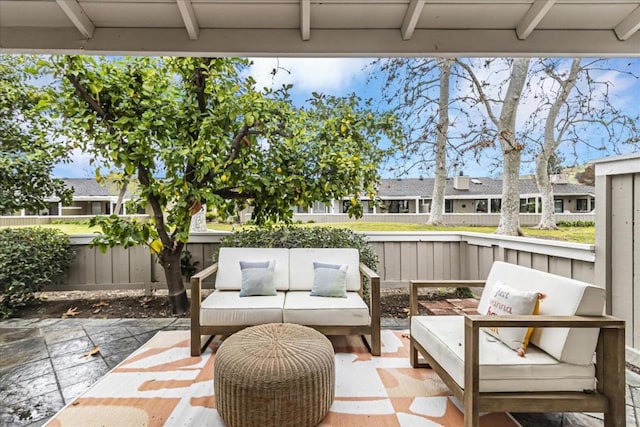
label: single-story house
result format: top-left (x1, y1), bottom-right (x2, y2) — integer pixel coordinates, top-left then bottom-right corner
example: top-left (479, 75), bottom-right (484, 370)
top-left (19, 178), bottom-right (138, 216)
top-left (295, 175), bottom-right (595, 215)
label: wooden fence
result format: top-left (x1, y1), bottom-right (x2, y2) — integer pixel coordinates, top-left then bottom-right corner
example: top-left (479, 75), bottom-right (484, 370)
top-left (0, 215), bottom-right (149, 227)
top-left (58, 231), bottom-right (595, 292)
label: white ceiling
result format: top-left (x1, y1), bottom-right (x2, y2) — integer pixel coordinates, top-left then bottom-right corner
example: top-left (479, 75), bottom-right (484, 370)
top-left (0, 0), bottom-right (639, 56)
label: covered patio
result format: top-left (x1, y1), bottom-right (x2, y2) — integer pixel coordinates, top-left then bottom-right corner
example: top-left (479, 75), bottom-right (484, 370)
top-left (1, 1), bottom-right (639, 426)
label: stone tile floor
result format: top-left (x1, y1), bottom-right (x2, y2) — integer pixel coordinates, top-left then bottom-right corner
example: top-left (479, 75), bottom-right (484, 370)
top-left (0, 316), bottom-right (638, 427)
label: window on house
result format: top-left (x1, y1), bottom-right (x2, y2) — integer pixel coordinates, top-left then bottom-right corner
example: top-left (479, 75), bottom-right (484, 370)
top-left (519, 198), bottom-right (536, 213)
top-left (576, 199), bottom-right (588, 211)
top-left (445, 200), bottom-right (453, 213)
top-left (490, 199), bottom-right (501, 213)
top-left (554, 199), bottom-right (564, 213)
top-left (474, 200), bottom-right (487, 213)
top-left (312, 201), bottom-right (327, 213)
top-left (91, 202), bottom-right (102, 215)
top-left (389, 200), bottom-right (410, 213)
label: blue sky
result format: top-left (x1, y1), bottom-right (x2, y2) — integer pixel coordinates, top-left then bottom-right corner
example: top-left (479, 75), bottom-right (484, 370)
top-left (53, 57), bottom-right (640, 179)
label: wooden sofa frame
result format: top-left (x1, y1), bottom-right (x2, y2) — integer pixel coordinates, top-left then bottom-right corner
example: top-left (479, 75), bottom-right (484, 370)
top-left (190, 261), bottom-right (381, 357)
top-left (409, 279), bottom-right (626, 427)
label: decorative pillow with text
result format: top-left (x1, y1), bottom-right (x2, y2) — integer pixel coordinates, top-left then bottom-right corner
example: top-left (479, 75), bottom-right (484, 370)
top-left (481, 281), bottom-right (542, 356)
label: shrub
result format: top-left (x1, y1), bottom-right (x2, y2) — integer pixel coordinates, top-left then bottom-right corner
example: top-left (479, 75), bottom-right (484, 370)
top-left (556, 220), bottom-right (595, 227)
top-left (0, 227), bottom-right (75, 318)
top-left (205, 212), bottom-right (217, 222)
top-left (217, 225), bottom-right (378, 269)
top-left (216, 225), bottom-right (379, 303)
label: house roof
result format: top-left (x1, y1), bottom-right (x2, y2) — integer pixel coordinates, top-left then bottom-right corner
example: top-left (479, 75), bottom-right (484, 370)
top-left (1, 1), bottom-right (639, 57)
top-left (377, 177), bottom-right (595, 198)
top-left (56, 178), bottom-right (134, 199)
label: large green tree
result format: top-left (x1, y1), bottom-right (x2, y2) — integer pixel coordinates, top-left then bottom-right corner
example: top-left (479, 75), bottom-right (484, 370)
top-left (0, 55), bottom-right (72, 214)
top-left (48, 56), bottom-right (399, 313)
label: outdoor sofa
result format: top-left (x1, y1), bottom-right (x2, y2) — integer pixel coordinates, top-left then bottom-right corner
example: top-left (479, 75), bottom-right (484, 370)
top-left (409, 261), bottom-right (625, 427)
top-left (190, 247), bottom-right (380, 356)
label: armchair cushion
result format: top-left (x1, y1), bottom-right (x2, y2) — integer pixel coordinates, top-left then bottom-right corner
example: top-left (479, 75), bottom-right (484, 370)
top-left (478, 262), bottom-right (605, 365)
top-left (283, 291), bottom-right (370, 326)
top-left (411, 315), bottom-right (596, 393)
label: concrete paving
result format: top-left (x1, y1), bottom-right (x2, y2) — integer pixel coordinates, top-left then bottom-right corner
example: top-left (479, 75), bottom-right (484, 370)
top-left (0, 317), bottom-right (638, 427)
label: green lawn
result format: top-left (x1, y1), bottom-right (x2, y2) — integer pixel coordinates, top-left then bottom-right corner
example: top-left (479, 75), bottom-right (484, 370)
top-left (207, 222), bottom-right (595, 244)
top-left (1, 223), bottom-right (102, 234)
top-left (2, 221), bottom-right (595, 244)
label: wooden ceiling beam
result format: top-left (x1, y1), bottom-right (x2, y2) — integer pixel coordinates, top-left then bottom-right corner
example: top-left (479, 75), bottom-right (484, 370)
top-left (176, 0), bottom-right (200, 40)
top-left (300, 0), bottom-right (311, 41)
top-left (401, 0), bottom-right (425, 41)
top-left (55, 0), bottom-right (95, 39)
top-left (516, 0), bottom-right (556, 40)
top-left (614, 5), bottom-right (640, 41)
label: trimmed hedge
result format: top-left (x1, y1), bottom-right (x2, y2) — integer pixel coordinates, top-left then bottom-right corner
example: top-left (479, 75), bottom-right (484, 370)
top-left (216, 226), bottom-right (378, 270)
top-left (0, 227), bottom-right (74, 318)
top-left (556, 220), bottom-right (595, 228)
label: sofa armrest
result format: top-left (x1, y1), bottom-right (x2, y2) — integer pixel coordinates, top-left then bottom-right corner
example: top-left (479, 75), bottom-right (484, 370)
top-left (190, 263), bottom-right (219, 324)
top-left (359, 263), bottom-right (380, 315)
top-left (409, 280), bottom-right (486, 315)
top-left (464, 314), bottom-right (624, 329)
top-left (359, 263), bottom-right (381, 356)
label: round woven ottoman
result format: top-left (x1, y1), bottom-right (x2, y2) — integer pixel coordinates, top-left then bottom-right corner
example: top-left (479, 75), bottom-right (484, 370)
top-left (214, 323), bottom-right (335, 427)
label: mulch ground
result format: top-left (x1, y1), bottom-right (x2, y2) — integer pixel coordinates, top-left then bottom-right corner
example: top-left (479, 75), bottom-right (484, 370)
top-left (9, 288), bottom-right (473, 320)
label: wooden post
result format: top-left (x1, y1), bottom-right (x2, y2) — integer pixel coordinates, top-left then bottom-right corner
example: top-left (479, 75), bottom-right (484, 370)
top-left (464, 316), bottom-right (480, 427)
top-left (594, 153), bottom-right (640, 349)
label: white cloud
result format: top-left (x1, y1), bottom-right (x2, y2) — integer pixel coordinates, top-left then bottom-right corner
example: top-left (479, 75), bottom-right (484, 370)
top-left (247, 58), bottom-right (371, 93)
top-left (53, 148), bottom-right (98, 178)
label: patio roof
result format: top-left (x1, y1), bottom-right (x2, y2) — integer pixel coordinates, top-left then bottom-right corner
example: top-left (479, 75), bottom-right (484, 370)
top-left (1, 0), bottom-right (639, 57)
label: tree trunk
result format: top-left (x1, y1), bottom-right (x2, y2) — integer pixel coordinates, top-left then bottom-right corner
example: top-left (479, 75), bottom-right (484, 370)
top-left (114, 181), bottom-right (128, 215)
top-left (495, 58), bottom-right (530, 236)
top-left (428, 59), bottom-right (452, 226)
top-left (535, 58), bottom-right (581, 229)
top-left (189, 204), bottom-right (208, 233)
top-left (535, 154), bottom-right (557, 229)
top-left (158, 244), bottom-right (189, 315)
top-left (496, 149), bottom-right (524, 235)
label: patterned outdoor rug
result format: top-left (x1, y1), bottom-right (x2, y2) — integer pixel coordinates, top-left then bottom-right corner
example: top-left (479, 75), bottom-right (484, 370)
top-left (45, 330), bottom-right (520, 427)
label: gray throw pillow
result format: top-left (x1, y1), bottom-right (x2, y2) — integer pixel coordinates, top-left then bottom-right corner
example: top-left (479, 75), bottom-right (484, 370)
top-left (310, 262), bottom-right (348, 298)
top-left (239, 260), bottom-right (276, 297)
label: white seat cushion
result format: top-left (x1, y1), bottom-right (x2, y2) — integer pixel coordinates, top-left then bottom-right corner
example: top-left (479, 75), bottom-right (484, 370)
top-left (289, 248), bottom-right (361, 291)
top-left (283, 291), bottom-right (370, 326)
top-left (411, 315), bottom-right (596, 393)
top-left (215, 248), bottom-right (290, 291)
top-left (200, 290), bottom-right (284, 326)
top-left (478, 261), bottom-right (605, 365)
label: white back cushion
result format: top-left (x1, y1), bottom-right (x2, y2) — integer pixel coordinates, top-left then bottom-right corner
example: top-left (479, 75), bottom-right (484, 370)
top-left (289, 248), bottom-right (361, 291)
top-left (478, 261), bottom-right (605, 365)
top-left (215, 248), bottom-right (290, 291)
